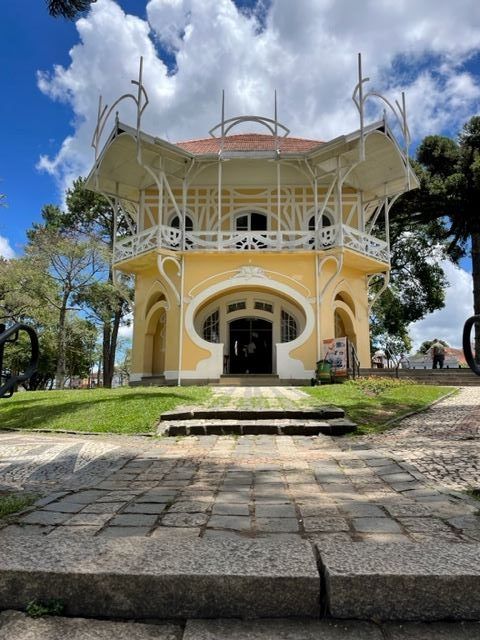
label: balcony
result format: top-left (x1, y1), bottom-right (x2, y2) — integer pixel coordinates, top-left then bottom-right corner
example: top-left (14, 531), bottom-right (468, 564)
top-left (113, 223), bottom-right (389, 264)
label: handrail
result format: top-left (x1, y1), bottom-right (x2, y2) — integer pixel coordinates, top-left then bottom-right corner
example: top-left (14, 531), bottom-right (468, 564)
top-left (463, 315), bottom-right (480, 376)
top-left (0, 323), bottom-right (40, 398)
top-left (348, 341), bottom-right (361, 379)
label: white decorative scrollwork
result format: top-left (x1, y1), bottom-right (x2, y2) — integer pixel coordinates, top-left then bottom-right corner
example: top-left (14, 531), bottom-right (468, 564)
top-left (233, 266), bottom-right (267, 279)
top-left (318, 254), bottom-right (344, 302)
top-left (157, 255), bottom-right (182, 306)
top-left (367, 272), bottom-right (390, 311)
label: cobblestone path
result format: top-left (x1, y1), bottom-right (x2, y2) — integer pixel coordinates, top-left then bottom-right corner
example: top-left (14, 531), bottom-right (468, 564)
top-left (356, 386), bottom-right (480, 492)
top-left (1, 384), bottom-right (479, 543)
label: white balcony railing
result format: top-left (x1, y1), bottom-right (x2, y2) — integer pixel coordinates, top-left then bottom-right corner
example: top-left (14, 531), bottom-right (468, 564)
top-left (113, 223), bottom-right (389, 263)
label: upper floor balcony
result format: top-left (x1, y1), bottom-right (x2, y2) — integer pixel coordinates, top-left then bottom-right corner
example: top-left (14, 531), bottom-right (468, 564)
top-left (113, 222), bottom-right (389, 264)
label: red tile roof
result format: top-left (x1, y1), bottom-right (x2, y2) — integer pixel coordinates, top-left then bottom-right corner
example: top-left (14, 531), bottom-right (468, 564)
top-left (176, 133), bottom-right (322, 155)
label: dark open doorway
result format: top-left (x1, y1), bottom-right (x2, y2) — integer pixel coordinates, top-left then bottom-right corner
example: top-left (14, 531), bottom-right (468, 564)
top-left (229, 317), bottom-right (272, 374)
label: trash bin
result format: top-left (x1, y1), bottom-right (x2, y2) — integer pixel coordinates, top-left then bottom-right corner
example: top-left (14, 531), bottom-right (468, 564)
top-left (316, 359), bottom-right (333, 384)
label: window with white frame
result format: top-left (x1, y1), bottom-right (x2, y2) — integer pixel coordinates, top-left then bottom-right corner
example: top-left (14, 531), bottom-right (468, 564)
top-left (235, 212), bottom-right (268, 231)
top-left (281, 310), bottom-right (297, 343)
top-left (227, 301), bottom-right (246, 314)
top-left (170, 214), bottom-right (194, 231)
top-left (308, 213), bottom-right (333, 230)
top-left (254, 301), bottom-right (273, 313)
top-left (203, 310), bottom-right (220, 343)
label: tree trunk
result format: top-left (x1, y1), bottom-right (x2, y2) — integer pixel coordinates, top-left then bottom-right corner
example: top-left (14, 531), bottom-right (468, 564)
top-left (102, 305), bottom-right (122, 389)
top-left (55, 292), bottom-right (69, 389)
top-left (471, 232), bottom-right (480, 362)
top-left (102, 323), bottom-right (111, 388)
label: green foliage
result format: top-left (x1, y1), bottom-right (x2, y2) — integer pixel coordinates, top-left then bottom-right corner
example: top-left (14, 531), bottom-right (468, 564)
top-left (26, 599), bottom-right (64, 618)
top-left (46, 0), bottom-right (94, 19)
top-left (0, 493), bottom-right (36, 519)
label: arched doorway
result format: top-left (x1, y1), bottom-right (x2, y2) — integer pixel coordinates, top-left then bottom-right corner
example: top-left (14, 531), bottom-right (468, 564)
top-left (144, 304), bottom-right (167, 376)
top-left (229, 317), bottom-right (272, 374)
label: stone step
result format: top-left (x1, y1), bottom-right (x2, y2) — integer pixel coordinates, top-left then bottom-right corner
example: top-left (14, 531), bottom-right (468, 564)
top-left (360, 368), bottom-right (480, 386)
top-left (319, 542), bottom-right (480, 621)
top-left (0, 536), bottom-right (320, 620)
top-left (0, 610), bottom-right (181, 639)
top-left (158, 417), bottom-right (357, 436)
top-left (4, 612), bottom-right (479, 640)
top-left (1, 537), bottom-right (480, 624)
top-left (160, 407), bottom-right (345, 422)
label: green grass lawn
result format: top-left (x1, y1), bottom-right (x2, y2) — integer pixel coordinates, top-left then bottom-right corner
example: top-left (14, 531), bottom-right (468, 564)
top-left (0, 381), bottom-right (454, 436)
top-left (303, 379), bottom-right (455, 434)
top-left (0, 386), bottom-right (212, 435)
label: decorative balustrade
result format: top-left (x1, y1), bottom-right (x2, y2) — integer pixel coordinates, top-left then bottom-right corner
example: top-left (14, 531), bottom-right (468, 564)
top-left (113, 223), bottom-right (388, 263)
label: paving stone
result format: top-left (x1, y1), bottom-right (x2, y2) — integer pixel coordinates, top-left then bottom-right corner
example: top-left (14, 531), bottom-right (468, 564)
top-left (302, 517), bottom-right (349, 532)
top-left (48, 526), bottom-right (100, 537)
top-left (123, 503), bottom-right (167, 515)
top-left (201, 530), bottom-right (247, 541)
top-left (207, 515), bottom-right (251, 531)
top-left (0, 536), bottom-right (320, 618)
top-left (166, 501), bottom-right (210, 513)
top-left (64, 513), bottom-right (113, 527)
top-left (383, 621), bottom-right (480, 639)
top-left (136, 493), bottom-right (177, 503)
top-left (20, 511), bottom-right (71, 526)
top-left (352, 517), bottom-right (402, 534)
top-left (211, 503), bottom-right (249, 516)
top-left (161, 513), bottom-right (209, 527)
top-left (359, 533), bottom-right (411, 544)
top-left (109, 514), bottom-right (158, 527)
top-left (96, 492), bottom-right (140, 502)
top-left (82, 502), bottom-right (125, 514)
top-left (397, 517), bottom-right (455, 534)
top-left (33, 492), bottom-right (70, 507)
top-left (320, 542), bottom-right (480, 620)
top-left (150, 527), bottom-right (201, 539)
top-left (215, 492), bottom-right (251, 504)
top-left (183, 618), bottom-right (383, 639)
top-left (0, 524), bottom-right (53, 537)
top-left (65, 490), bottom-right (108, 504)
top-left (298, 503), bottom-right (340, 517)
top-left (0, 610), bottom-right (183, 640)
top-left (255, 504), bottom-right (297, 518)
top-left (256, 518), bottom-right (299, 533)
top-left (340, 502), bottom-right (386, 518)
top-left (99, 527), bottom-right (151, 537)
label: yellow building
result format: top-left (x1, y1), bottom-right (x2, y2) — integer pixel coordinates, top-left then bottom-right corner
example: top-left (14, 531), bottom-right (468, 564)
top-left (87, 58), bottom-right (417, 385)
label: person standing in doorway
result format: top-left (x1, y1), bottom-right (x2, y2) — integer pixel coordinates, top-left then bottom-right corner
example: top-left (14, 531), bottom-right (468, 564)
top-left (430, 339), bottom-right (446, 369)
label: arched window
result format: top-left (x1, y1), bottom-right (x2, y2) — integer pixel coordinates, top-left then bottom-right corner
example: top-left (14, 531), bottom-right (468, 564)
top-left (308, 213), bottom-right (333, 230)
top-left (203, 310), bottom-right (220, 343)
top-left (281, 310), bottom-right (297, 343)
top-left (235, 212), bottom-right (267, 231)
top-left (170, 214), bottom-right (194, 231)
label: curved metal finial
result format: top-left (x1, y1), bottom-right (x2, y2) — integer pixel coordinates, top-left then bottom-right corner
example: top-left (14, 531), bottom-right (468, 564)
top-left (352, 53), bottom-right (411, 171)
top-left (91, 57), bottom-right (150, 166)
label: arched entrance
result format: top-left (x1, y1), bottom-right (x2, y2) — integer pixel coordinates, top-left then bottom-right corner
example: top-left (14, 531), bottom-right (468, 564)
top-left (229, 317), bottom-right (272, 374)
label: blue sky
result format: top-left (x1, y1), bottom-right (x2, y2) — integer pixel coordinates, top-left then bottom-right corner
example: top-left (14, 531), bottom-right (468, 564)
top-left (1, 0), bottom-right (480, 347)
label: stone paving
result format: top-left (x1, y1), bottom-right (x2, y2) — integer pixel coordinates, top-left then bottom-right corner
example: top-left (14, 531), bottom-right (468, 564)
top-left (0, 386), bottom-right (479, 543)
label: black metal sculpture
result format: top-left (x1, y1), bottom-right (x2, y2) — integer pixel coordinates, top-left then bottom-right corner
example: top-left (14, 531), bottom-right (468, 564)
top-left (0, 323), bottom-right (39, 398)
top-left (462, 315), bottom-right (480, 376)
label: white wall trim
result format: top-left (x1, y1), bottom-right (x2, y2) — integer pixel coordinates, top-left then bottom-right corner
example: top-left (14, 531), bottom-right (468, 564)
top-left (184, 269), bottom-right (315, 380)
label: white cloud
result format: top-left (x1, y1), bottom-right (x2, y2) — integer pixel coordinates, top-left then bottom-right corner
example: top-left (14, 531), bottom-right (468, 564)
top-left (37, 0), bottom-right (480, 193)
top-left (0, 236), bottom-right (15, 260)
top-left (409, 261), bottom-right (473, 351)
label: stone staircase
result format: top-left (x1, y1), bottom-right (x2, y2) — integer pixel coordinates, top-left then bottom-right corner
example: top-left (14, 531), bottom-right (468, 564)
top-left (0, 536), bottom-right (479, 627)
top-left (360, 367), bottom-right (480, 386)
top-left (157, 406), bottom-right (357, 436)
